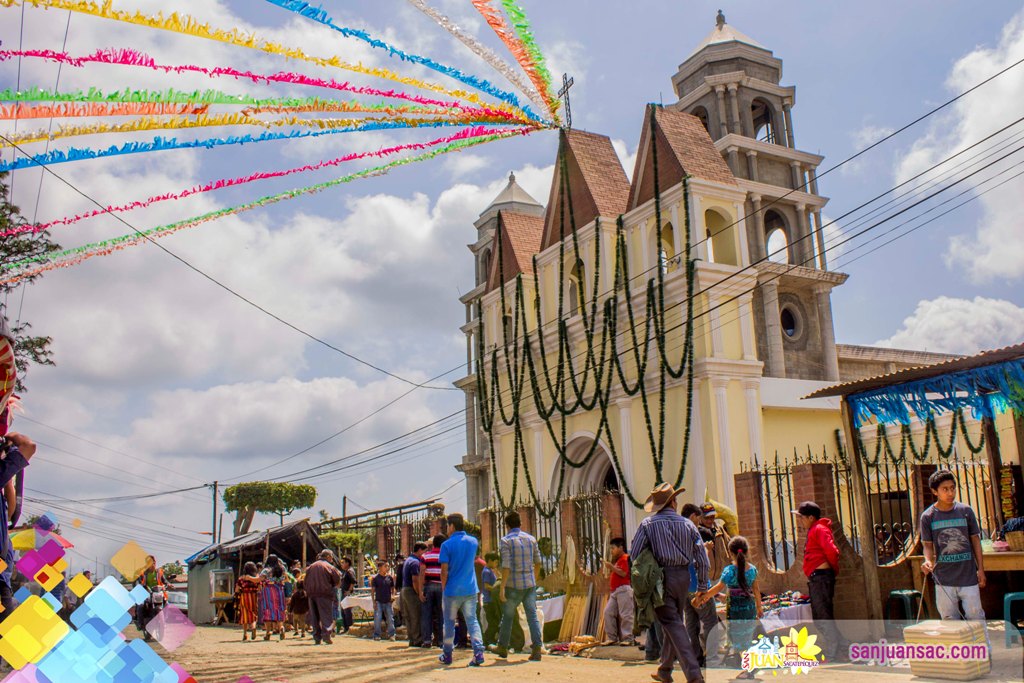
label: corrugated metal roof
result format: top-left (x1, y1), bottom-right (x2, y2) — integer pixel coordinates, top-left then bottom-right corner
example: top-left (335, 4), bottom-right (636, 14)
top-left (803, 342), bottom-right (1024, 399)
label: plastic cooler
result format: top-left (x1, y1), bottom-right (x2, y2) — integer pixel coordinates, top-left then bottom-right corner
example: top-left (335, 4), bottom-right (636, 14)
top-left (902, 620), bottom-right (990, 680)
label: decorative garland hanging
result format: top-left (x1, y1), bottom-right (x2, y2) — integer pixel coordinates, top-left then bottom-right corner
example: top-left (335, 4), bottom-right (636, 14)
top-left (477, 107), bottom-right (698, 513)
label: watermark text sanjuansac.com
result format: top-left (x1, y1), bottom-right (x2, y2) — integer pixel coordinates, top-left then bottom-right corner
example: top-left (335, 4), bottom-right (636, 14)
top-left (849, 639), bottom-right (989, 666)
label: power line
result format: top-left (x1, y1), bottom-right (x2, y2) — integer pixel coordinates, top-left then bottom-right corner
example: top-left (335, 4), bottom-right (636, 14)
top-left (0, 132), bottom-right (456, 392)
top-left (29, 484), bottom-right (209, 505)
top-left (16, 415), bottom-right (208, 484)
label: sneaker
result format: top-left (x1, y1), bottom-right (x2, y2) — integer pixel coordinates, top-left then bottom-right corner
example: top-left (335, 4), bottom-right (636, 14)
top-left (388, 635), bottom-right (397, 641)
top-left (469, 652), bottom-right (485, 667)
top-left (439, 650), bottom-right (453, 666)
top-left (373, 636), bottom-right (381, 641)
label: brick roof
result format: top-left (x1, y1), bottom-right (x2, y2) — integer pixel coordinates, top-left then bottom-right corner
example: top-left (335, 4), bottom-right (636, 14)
top-left (487, 210), bottom-right (544, 291)
top-left (540, 129), bottom-right (629, 249)
top-left (630, 106), bottom-right (736, 209)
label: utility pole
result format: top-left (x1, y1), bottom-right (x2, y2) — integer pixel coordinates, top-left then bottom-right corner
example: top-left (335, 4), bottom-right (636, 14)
top-left (342, 495), bottom-right (347, 523)
top-left (211, 481), bottom-right (219, 542)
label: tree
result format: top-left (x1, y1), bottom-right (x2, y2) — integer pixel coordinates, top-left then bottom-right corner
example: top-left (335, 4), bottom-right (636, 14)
top-left (319, 531), bottom-right (361, 558)
top-left (160, 562), bottom-right (185, 580)
top-left (223, 482), bottom-right (317, 536)
top-left (0, 172), bottom-right (60, 392)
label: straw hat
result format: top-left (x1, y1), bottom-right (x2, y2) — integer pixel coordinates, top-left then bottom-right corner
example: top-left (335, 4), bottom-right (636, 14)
top-left (644, 482), bottom-right (684, 513)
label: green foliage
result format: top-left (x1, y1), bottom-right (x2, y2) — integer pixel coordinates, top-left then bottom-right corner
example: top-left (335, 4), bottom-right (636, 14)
top-left (223, 482), bottom-right (317, 515)
top-left (464, 521), bottom-right (481, 540)
top-left (160, 562), bottom-right (185, 580)
top-left (319, 531), bottom-right (361, 552)
top-left (223, 482), bottom-right (317, 535)
top-left (0, 172), bottom-right (60, 393)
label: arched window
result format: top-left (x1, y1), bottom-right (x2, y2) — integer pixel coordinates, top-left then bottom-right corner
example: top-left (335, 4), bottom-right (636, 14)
top-left (705, 209), bottom-right (739, 266)
top-left (502, 305), bottom-right (513, 342)
top-left (764, 210), bottom-right (789, 263)
top-left (568, 258), bottom-right (585, 316)
top-left (658, 223), bottom-right (677, 274)
top-left (691, 106), bottom-right (710, 134)
top-left (479, 248), bottom-right (492, 285)
top-left (751, 98), bottom-right (776, 144)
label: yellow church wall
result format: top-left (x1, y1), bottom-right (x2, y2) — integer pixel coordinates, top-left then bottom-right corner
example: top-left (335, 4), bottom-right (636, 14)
top-left (761, 407), bottom-right (842, 462)
top-left (718, 299), bottom-right (744, 360)
top-left (726, 380), bottom-right (753, 474)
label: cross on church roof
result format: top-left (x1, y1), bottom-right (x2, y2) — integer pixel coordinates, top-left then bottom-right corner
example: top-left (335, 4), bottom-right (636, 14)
top-left (557, 73), bottom-right (574, 129)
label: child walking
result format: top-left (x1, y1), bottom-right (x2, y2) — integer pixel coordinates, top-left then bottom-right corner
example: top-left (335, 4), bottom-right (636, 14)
top-left (235, 562), bottom-right (261, 642)
top-left (695, 536), bottom-right (762, 680)
top-left (289, 579), bottom-right (310, 638)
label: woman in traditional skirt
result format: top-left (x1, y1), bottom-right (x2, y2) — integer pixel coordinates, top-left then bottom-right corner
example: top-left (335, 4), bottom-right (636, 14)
top-left (695, 536), bottom-right (763, 679)
top-left (235, 562), bottom-right (262, 642)
top-left (259, 555), bottom-right (290, 640)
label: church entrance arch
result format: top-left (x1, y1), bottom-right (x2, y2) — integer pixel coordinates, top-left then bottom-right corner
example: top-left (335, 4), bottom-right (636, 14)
top-left (556, 434), bottom-right (627, 572)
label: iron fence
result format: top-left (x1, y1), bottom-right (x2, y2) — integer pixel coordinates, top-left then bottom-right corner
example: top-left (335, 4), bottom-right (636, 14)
top-left (574, 491), bottom-right (607, 574)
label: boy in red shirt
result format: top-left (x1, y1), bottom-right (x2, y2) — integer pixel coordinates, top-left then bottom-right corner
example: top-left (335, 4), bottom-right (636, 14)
top-left (602, 537), bottom-right (634, 644)
top-left (792, 501), bottom-right (847, 662)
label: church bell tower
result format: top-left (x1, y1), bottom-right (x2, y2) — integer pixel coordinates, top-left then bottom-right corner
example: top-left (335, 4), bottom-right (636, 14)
top-left (671, 10), bottom-right (847, 381)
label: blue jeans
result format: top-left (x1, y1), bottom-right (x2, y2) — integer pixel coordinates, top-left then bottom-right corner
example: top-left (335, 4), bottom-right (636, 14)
top-left (499, 587), bottom-right (542, 650)
top-left (443, 594), bottom-right (483, 655)
top-left (374, 601), bottom-right (395, 638)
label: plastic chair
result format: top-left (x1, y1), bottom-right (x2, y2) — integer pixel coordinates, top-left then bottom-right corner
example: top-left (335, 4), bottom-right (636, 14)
top-left (1004, 592), bottom-right (1024, 648)
top-left (887, 589), bottom-right (922, 622)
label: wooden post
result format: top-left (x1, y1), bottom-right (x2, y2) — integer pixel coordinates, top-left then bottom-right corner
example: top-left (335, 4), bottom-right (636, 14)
top-left (263, 532), bottom-right (270, 562)
top-left (982, 400), bottom-right (1005, 530)
top-left (301, 525), bottom-right (308, 569)
top-left (840, 400), bottom-right (884, 634)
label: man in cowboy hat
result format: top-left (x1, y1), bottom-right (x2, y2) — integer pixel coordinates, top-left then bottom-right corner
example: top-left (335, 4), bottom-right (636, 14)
top-left (631, 483), bottom-right (710, 683)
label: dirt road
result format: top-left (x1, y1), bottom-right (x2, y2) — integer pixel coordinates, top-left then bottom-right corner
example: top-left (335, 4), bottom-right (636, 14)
top-left (167, 626), bottom-right (1023, 683)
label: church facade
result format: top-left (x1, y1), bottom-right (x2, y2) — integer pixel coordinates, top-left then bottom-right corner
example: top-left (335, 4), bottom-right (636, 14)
top-left (454, 13), bottom-right (953, 539)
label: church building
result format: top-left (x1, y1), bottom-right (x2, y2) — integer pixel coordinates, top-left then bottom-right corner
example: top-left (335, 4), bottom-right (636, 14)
top-left (455, 12), bottom-right (956, 544)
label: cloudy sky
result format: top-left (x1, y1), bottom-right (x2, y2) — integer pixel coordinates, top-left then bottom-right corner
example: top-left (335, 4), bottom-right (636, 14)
top-left (1, 1), bottom-right (1023, 570)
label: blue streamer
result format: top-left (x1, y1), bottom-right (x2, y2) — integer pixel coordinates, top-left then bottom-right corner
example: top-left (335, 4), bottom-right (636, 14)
top-left (263, 0), bottom-right (547, 125)
top-left (849, 356), bottom-right (1024, 427)
top-left (0, 119), bottom-right (513, 172)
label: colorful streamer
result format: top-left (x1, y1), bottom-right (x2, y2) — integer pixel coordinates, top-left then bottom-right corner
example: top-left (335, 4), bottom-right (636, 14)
top-left (0, 128), bottom-right (534, 285)
top-left (0, 101), bottom-right (209, 118)
top-left (1, 111), bottom-right (522, 148)
top-left (1, 0), bottom-right (523, 114)
top-left (405, 0), bottom-right (548, 115)
top-left (0, 49), bottom-right (532, 121)
top-left (499, 0), bottom-right (557, 112)
top-left (0, 87), bottom-right (465, 119)
top-left (0, 117), bottom-right (511, 172)
top-left (7, 127), bottom-right (516, 237)
top-left (263, 0), bottom-right (545, 123)
top-left (470, 0), bottom-right (558, 121)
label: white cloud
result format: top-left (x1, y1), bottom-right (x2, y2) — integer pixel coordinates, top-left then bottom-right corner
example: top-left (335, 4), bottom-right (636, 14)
top-left (894, 9), bottom-right (1024, 281)
top-left (611, 138), bottom-right (638, 178)
top-left (874, 296), bottom-right (1024, 354)
top-left (443, 153), bottom-right (490, 178)
top-left (853, 124), bottom-right (896, 149)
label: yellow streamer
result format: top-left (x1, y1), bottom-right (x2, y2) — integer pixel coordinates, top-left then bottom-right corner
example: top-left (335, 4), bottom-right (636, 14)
top-left (0, 111), bottom-right (519, 147)
top-left (4, 0), bottom-right (528, 119)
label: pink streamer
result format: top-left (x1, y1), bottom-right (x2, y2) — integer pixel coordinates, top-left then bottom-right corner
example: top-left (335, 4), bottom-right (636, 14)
top-left (0, 49), bottom-right (529, 123)
top-left (9, 126), bottom-right (513, 237)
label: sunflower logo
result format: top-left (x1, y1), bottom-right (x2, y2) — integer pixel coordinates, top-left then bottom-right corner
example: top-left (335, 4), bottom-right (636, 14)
top-left (779, 627), bottom-right (824, 675)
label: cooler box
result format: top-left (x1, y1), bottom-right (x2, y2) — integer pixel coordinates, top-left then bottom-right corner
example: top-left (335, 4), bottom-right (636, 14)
top-left (902, 620), bottom-right (990, 680)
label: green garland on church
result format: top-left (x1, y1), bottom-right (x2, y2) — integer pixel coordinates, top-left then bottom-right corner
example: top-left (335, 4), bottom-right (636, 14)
top-left (477, 106), bottom-right (698, 513)
top-left (841, 408), bottom-right (988, 469)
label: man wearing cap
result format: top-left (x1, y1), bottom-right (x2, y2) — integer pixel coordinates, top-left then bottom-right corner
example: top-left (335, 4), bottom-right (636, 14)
top-left (792, 501), bottom-right (846, 661)
top-left (696, 503), bottom-right (727, 576)
top-left (631, 483), bottom-right (709, 683)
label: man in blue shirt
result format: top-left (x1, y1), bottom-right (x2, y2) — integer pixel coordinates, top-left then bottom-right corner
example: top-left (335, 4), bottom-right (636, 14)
top-left (401, 543), bottom-right (426, 647)
top-left (438, 513), bottom-right (484, 666)
top-left (495, 510), bottom-right (543, 661)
